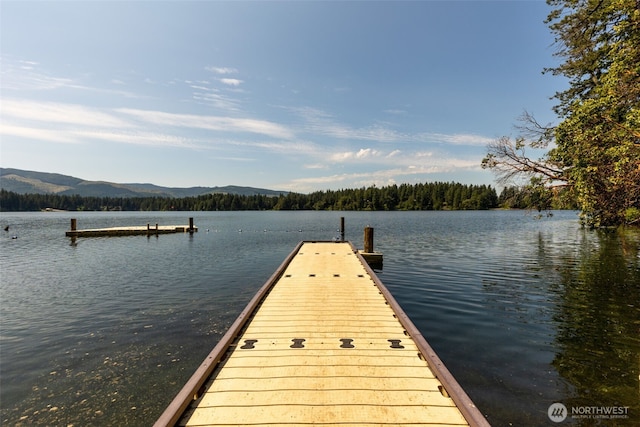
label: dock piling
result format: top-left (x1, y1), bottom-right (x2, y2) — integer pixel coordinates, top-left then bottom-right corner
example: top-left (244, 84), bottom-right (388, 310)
top-left (361, 226), bottom-right (382, 269)
top-left (364, 226), bottom-right (374, 253)
top-left (70, 218), bottom-right (77, 232)
top-left (146, 223), bottom-right (159, 235)
top-left (340, 217), bottom-right (345, 241)
top-left (189, 217), bottom-right (195, 234)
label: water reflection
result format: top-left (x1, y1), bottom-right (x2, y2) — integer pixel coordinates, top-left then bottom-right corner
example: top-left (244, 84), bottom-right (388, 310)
top-left (552, 229), bottom-right (640, 425)
top-left (2, 211), bottom-right (639, 426)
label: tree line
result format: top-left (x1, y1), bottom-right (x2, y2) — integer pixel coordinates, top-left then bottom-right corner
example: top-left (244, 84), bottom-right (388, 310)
top-left (0, 182), bottom-right (578, 212)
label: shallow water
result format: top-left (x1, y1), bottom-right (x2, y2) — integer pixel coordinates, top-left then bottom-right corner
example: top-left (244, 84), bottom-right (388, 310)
top-left (1, 210), bottom-right (638, 426)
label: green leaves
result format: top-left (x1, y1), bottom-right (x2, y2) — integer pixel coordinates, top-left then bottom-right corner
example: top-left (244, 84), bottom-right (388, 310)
top-left (484, 0), bottom-right (639, 227)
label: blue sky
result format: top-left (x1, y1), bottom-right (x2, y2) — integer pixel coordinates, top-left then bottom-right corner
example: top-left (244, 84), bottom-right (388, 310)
top-left (1, 1), bottom-right (564, 192)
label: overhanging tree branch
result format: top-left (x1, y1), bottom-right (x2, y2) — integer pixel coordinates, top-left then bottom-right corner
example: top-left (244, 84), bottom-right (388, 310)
top-left (482, 136), bottom-right (566, 186)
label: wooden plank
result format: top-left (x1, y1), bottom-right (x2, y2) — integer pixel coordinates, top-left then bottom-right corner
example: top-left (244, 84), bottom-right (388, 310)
top-left (218, 348), bottom-right (428, 361)
top-left (220, 354), bottom-right (429, 368)
top-left (182, 424), bottom-right (460, 427)
top-left (212, 365), bottom-right (436, 379)
top-left (183, 404), bottom-right (468, 426)
top-left (207, 377), bottom-right (440, 394)
top-left (197, 389), bottom-right (453, 407)
top-left (239, 333), bottom-right (406, 341)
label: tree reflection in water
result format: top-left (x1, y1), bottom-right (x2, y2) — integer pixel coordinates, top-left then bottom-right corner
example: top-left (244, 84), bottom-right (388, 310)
top-left (552, 228), bottom-right (640, 426)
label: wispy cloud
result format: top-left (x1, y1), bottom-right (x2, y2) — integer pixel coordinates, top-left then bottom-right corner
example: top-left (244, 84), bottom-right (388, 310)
top-left (117, 108), bottom-right (296, 140)
top-left (206, 66), bottom-right (238, 75)
top-left (0, 100), bottom-right (203, 149)
top-left (292, 107), bottom-right (406, 143)
top-left (1, 57), bottom-right (148, 99)
top-left (290, 106), bottom-right (491, 146)
top-left (220, 139), bottom-right (320, 158)
top-left (186, 74), bottom-right (244, 111)
top-left (191, 89), bottom-right (242, 112)
top-left (1, 62), bottom-right (80, 91)
top-left (0, 123), bottom-right (79, 144)
top-left (417, 132), bottom-right (494, 146)
top-left (384, 109), bottom-right (407, 115)
top-left (2, 99), bottom-right (132, 128)
top-left (73, 129), bottom-right (201, 148)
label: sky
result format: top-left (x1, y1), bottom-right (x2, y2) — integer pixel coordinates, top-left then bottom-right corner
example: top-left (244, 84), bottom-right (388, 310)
top-left (0, 1), bottom-right (566, 193)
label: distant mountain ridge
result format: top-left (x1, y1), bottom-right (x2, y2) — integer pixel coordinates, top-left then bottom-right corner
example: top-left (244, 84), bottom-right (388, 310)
top-left (0, 168), bottom-right (286, 198)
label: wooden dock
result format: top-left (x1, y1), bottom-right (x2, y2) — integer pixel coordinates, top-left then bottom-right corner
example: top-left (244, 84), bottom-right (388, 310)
top-left (155, 241), bottom-right (489, 427)
top-left (65, 218), bottom-right (197, 237)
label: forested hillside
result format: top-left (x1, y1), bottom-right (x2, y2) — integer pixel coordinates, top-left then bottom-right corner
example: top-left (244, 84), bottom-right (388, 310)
top-left (1, 182), bottom-right (500, 212)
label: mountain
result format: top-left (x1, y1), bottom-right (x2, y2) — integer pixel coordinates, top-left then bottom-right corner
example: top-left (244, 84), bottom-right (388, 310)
top-left (0, 168), bottom-right (287, 198)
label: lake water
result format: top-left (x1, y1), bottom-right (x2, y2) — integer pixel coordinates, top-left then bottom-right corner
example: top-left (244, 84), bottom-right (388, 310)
top-left (1, 210), bottom-right (638, 426)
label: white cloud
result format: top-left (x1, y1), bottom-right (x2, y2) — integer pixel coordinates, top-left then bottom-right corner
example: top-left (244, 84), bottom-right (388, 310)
top-left (329, 148), bottom-right (383, 163)
top-left (356, 148), bottom-right (380, 158)
top-left (384, 109), bottom-right (407, 115)
top-left (304, 163), bottom-right (328, 169)
top-left (220, 78), bottom-right (243, 86)
top-left (206, 66), bottom-right (238, 75)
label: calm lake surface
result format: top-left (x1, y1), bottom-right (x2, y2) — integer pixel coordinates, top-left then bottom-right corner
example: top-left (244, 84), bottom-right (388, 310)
top-left (1, 210), bottom-right (638, 426)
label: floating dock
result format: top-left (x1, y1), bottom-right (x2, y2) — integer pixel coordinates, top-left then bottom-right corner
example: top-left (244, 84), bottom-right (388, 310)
top-left (65, 218), bottom-right (197, 237)
top-left (155, 241), bottom-right (489, 427)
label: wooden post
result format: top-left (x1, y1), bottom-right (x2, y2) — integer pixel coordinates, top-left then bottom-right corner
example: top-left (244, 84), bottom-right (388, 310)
top-left (189, 217), bottom-right (194, 233)
top-left (70, 218), bottom-right (77, 231)
top-left (147, 223), bottom-right (150, 231)
top-left (361, 226), bottom-right (382, 268)
top-left (340, 217), bottom-right (345, 241)
top-left (364, 226), bottom-right (374, 253)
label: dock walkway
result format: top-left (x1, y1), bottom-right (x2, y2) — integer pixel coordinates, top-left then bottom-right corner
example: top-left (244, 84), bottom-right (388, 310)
top-left (157, 241), bottom-right (488, 427)
top-left (66, 224), bottom-right (197, 237)
top-left (65, 218), bottom-right (197, 237)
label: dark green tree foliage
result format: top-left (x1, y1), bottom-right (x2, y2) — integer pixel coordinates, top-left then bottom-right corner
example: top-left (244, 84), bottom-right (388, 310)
top-left (483, 0), bottom-right (640, 227)
top-left (0, 183), bottom-right (499, 212)
top-left (547, 0), bottom-right (640, 227)
top-left (498, 185), bottom-right (578, 210)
